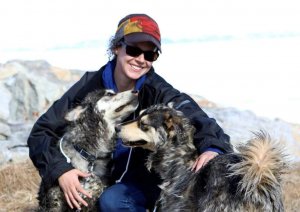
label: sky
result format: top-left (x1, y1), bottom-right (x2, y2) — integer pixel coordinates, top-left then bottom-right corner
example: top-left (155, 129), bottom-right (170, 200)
top-left (1, 0), bottom-right (300, 124)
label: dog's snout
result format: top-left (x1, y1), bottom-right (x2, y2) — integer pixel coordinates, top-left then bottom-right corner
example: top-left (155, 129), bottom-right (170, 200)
top-left (132, 90), bottom-right (139, 95)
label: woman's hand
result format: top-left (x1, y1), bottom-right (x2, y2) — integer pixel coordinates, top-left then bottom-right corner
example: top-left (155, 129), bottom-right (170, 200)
top-left (191, 151), bottom-right (219, 172)
top-left (58, 169), bottom-right (92, 209)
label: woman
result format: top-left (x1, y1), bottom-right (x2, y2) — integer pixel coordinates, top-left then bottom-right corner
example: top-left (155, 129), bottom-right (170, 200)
top-left (28, 13), bottom-right (232, 211)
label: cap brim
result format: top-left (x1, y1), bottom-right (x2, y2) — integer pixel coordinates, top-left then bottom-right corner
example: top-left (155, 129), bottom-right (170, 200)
top-left (124, 33), bottom-right (161, 52)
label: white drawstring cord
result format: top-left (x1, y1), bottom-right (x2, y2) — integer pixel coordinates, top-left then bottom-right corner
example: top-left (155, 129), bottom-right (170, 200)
top-left (115, 147), bottom-right (133, 183)
top-left (59, 136), bottom-right (71, 163)
top-left (115, 110), bottom-right (137, 184)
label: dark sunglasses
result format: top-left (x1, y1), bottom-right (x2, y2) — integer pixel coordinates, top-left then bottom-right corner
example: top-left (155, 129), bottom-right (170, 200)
top-left (121, 41), bottom-right (159, 62)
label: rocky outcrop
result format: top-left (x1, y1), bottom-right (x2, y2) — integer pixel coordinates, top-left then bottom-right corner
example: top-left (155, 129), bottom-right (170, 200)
top-left (200, 102), bottom-right (300, 162)
top-left (0, 60), bottom-right (83, 165)
top-left (0, 60), bottom-right (82, 122)
top-left (1, 60), bottom-right (300, 166)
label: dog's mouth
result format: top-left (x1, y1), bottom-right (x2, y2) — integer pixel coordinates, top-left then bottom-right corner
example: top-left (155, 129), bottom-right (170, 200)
top-left (115, 103), bottom-right (128, 112)
top-left (123, 140), bottom-right (147, 146)
top-left (115, 99), bottom-right (138, 113)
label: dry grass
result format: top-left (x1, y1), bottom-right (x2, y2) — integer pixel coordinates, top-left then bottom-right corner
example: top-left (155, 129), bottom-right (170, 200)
top-left (0, 160), bottom-right (299, 211)
top-left (282, 162), bottom-right (300, 211)
top-left (0, 160), bottom-right (40, 211)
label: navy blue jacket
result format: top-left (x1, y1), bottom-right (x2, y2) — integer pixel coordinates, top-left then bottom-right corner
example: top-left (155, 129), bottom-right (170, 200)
top-left (27, 61), bottom-right (232, 189)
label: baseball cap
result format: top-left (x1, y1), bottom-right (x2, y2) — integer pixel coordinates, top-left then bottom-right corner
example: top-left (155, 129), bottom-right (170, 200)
top-left (115, 14), bottom-right (161, 52)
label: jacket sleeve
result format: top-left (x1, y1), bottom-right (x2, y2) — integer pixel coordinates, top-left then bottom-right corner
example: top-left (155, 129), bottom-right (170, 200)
top-left (143, 71), bottom-right (233, 154)
top-left (27, 71), bottom-right (102, 188)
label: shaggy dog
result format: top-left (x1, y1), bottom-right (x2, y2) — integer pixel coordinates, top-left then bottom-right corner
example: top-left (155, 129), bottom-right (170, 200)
top-left (38, 89), bottom-right (139, 212)
top-left (117, 104), bottom-right (287, 212)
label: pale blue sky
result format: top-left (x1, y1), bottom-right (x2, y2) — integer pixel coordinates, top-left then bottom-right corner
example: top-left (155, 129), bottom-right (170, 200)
top-left (2, 0), bottom-right (299, 50)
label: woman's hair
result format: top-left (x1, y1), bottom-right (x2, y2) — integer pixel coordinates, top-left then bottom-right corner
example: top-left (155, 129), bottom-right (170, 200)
top-left (107, 36), bottom-right (122, 60)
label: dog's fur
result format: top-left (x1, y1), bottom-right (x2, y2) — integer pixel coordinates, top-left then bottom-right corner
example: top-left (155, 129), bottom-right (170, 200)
top-left (117, 104), bottom-right (287, 212)
top-left (38, 89), bottom-right (138, 212)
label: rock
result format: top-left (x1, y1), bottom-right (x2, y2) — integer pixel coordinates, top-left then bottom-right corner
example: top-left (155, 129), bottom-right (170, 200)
top-left (0, 60), bottom-right (83, 165)
top-left (1, 59), bottom-right (300, 166)
top-left (0, 60), bottom-right (83, 123)
top-left (0, 122), bottom-right (11, 140)
top-left (0, 83), bottom-right (11, 120)
top-left (203, 106), bottom-right (300, 162)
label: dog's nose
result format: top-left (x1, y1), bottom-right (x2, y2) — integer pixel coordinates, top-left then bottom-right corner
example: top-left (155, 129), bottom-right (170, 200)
top-left (132, 90), bottom-right (139, 94)
top-left (115, 125), bottom-right (121, 133)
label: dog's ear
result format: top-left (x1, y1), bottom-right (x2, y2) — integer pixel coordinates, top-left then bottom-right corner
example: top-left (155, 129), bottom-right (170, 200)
top-left (167, 102), bottom-right (175, 108)
top-left (164, 112), bottom-right (174, 129)
top-left (65, 106), bottom-right (87, 121)
top-left (164, 111), bottom-right (191, 143)
top-left (163, 112), bottom-right (177, 139)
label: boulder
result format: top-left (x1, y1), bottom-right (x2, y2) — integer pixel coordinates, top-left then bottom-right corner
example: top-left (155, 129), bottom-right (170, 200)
top-left (1, 60), bottom-right (300, 166)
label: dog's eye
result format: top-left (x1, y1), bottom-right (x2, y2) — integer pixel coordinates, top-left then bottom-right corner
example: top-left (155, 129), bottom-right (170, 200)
top-left (106, 92), bottom-right (115, 96)
top-left (140, 122), bottom-right (149, 131)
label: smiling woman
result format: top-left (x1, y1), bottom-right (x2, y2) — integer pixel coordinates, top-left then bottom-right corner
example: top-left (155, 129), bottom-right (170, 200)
top-left (26, 13), bottom-right (233, 211)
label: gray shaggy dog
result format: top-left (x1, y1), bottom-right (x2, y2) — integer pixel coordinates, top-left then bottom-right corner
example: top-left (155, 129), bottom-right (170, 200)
top-left (117, 104), bottom-right (287, 212)
top-left (38, 89), bottom-right (138, 212)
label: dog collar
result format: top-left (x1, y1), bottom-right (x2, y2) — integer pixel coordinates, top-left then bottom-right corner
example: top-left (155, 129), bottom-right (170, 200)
top-left (73, 144), bottom-right (97, 162)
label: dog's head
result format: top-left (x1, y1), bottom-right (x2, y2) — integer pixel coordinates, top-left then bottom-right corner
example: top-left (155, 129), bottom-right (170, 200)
top-left (117, 104), bottom-right (195, 151)
top-left (65, 89), bottom-right (139, 124)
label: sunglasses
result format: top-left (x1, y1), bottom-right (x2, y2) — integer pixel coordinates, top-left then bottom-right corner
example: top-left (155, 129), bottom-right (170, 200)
top-left (121, 41), bottom-right (159, 62)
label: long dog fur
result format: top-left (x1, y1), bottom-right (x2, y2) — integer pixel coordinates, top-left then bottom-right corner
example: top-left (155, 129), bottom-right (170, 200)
top-left (117, 104), bottom-right (287, 212)
top-left (38, 89), bottom-right (138, 212)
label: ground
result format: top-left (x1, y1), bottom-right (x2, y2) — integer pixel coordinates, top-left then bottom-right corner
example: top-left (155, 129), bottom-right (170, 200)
top-left (0, 160), bottom-right (299, 211)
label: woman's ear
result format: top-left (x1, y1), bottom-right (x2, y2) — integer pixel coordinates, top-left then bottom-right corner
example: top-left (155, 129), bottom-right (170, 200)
top-left (114, 46), bottom-right (121, 55)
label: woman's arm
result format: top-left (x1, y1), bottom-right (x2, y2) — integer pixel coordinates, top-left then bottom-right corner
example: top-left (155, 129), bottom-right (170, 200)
top-left (27, 70), bottom-right (102, 188)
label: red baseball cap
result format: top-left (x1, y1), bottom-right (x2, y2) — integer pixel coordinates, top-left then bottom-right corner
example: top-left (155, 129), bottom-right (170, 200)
top-left (115, 14), bottom-right (161, 52)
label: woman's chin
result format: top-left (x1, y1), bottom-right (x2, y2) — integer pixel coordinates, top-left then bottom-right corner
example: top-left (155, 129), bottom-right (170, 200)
top-left (127, 71), bottom-right (145, 80)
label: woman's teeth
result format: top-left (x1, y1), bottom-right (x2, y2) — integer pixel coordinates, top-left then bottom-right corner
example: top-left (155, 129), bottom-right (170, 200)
top-left (131, 65), bottom-right (142, 70)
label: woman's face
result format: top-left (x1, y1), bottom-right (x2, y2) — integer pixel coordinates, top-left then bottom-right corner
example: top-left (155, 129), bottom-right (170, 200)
top-left (115, 41), bottom-right (157, 80)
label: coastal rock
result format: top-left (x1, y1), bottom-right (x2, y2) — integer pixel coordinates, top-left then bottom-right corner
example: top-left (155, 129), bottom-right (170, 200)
top-left (1, 60), bottom-right (300, 165)
top-left (207, 107), bottom-right (300, 161)
top-left (0, 60), bottom-right (83, 165)
top-left (1, 60), bottom-right (82, 123)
